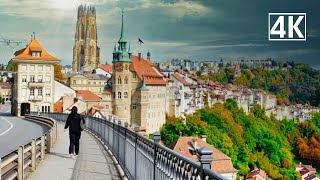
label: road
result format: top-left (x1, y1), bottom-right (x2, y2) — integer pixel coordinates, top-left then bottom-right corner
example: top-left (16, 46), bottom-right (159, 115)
top-left (0, 103), bottom-right (49, 157)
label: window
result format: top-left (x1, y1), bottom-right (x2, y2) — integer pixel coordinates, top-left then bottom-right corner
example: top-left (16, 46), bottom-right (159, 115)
top-left (124, 77), bottom-right (128, 84)
top-left (99, 82), bottom-right (101, 85)
top-left (45, 76), bottom-right (50, 83)
top-left (46, 89), bottom-right (50, 97)
top-left (118, 92), bottom-right (121, 99)
top-left (88, 82), bottom-right (91, 85)
top-left (132, 103), bottom-right (137, 110)
top-left (72, 80), bottom-right (76, 84)
top-left (22, 75), bottom-right (27, 82)
top-left (46, 66), bottom-right (51, 71)
top-left (124, 92), bottom-right (128, 98)
top-left (30, 65), bottom-right (35, 71)
top-left (125, 65), bottom-right (128, 70)
top-left (38, 65), bottom-right (43, 71)
top-left (113, 92), bottom-right (115, 99)
top-left (22, 65), bottom-right (27, 70)
top-left (132, 73), bottom-right (136, 79)
top-left (22, 88), bottom-right (27, 97)
top-left (93, 82), bottom-right (96, 85)
top-left (118, 76), bottom-right (122, 84)
top-left (30, 89), bottom-right (35, 96)
top-left (32, 52), bottom-right (36, 57)
top-left (106, 105), bottom-right (109, 109)
top-left (30, 75), bottom-right (35, 82)
top-left (38, 75), bottom-right (43, 82)
top-left (38, 89), bottom-right (43, 96)
top-left (99, 88), bottom-right (101, 92)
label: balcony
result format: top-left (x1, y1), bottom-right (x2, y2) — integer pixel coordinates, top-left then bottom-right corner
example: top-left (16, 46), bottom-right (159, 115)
top-left (28, 81), bottom-right (45, 88)
top-left (29, 96), bottom-right (43, 101)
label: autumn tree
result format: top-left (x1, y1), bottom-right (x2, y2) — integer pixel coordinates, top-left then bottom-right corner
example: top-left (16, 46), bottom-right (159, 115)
top-left (54, 64), bottom-right (64, 81)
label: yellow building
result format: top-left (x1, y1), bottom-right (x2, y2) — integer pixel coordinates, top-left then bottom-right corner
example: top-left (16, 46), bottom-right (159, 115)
top-left (9, 38), bottom-right (60, 116)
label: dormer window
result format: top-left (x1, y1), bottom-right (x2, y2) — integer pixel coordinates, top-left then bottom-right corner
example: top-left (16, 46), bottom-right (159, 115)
top-left (32, 51), bottom-right (41, 57)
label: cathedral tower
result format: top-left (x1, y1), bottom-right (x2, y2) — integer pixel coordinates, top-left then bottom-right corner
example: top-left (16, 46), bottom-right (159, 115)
top-left (112, 10), bottom-right (132, 123)
top-left (72, 4), bottom-right (100, 71)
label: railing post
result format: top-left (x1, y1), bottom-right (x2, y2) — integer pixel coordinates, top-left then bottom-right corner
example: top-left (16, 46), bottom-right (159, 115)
top-left (31, 139), bottom-right (36, 171)
top-left (134, 126), bottom-right (139, 180)
top-left (41, 135), bottom-right (45, 160)
top-left (198, 146), bottom-right (214, 180)
top-left (47, 132), bottom-right (51, 153)
top-left (18, 145), bottom-right (24, 180)
top-left (124, 122), bottom-right (128, 168)
top-left (153, 132), bottom-right (161, 180)
top-left (55, 123), bottom-right (58, 141)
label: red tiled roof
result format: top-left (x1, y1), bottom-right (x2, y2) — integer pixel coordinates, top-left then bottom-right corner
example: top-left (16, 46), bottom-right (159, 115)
top-left (76, 90), bottom-right (102, 101)
top-left (14, 39), bottom-right (59, 61)
top-left (102, 90), bottom-right (112, 95)
top-left (130, 55), bottom-right (166, 85)
top-left (167, 137), bottom-right (237, 173)
top-left (0, 82), bottom-right (11, 89)
top-left (246, 168), bottom-right (268, 180)
top-left (99, 64), bottom-right (113, 73)
top-left (54, 100), bottom-right (63, 113)
top-left (235, 64), bottom-right (241, 71)
top-left (269, 95), bottom-right (276, 99)
top-left (172, 73), bottom-right (192, 86)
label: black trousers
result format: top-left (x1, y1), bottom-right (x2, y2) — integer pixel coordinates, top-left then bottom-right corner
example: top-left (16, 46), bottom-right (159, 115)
top-left (69, 132), bottom-right (81, 155)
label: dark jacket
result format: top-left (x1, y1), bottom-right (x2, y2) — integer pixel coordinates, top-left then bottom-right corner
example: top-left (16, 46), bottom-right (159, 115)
top-left (65, 113), bottom-right (85, 133)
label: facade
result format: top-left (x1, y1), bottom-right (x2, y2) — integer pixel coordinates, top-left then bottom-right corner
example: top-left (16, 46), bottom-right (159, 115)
top-left (10, 38), bottom-right (60, 116)
top-left (0, 82), bottom-right (12, 102)
top-left (53, 80), bottom-right (76, 103)
top-left (110, 11), bottom-right (168, 134)
top-left (95, 64), bottom-right (112, 78)
top-left (67, 73), bottom-right (107, 97)
top-left (72, 4), bottom-right (100, 71)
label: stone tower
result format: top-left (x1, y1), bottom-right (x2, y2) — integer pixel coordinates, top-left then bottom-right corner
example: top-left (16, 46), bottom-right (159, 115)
top-left (72, 4), bottom-right (100, 71)
top-left (112, 10), bottom-right (132, 124)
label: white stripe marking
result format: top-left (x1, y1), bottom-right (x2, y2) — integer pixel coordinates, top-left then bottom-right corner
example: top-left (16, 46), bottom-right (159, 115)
top-left (0, 117), bottom-right (13, 136)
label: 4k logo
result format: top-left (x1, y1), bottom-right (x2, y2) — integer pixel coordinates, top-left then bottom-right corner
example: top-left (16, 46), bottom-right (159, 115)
top-left (268, 13), bottom-right (306, 41)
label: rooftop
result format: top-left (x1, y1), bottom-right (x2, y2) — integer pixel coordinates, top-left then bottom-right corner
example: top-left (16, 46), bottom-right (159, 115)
top-left (76, 90), bottom-right (102, 101)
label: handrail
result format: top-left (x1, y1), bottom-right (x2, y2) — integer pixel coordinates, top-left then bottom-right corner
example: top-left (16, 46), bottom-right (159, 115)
top-left (38, 112), bottom-right (227, 180)
top-left (0, 115), bottom-right (57, 180)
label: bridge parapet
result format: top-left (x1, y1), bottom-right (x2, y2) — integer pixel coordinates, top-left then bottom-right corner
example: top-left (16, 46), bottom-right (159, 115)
top-left (0, 115), bottom-right (57, 180)
top-left (38, 112), bottom-right (227, 180)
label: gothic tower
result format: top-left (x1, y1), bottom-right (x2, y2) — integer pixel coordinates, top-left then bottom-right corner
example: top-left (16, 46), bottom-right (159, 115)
top-left (112, 10), bottom-right (132, 124)
top-left (72, 4), bottom-right (100, 71)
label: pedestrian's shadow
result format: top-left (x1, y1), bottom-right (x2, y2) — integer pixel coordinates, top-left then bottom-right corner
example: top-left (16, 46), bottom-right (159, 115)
top-left (49, 152), bottom-right (70, 159)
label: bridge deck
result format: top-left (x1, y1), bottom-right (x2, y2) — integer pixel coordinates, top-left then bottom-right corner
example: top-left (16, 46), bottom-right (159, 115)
top-left (29, 123), bottom-right (120, 180)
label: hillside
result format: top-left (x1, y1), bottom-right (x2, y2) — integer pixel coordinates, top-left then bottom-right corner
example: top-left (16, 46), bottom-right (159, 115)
top-left (161, 99), bottom-right (320, 179)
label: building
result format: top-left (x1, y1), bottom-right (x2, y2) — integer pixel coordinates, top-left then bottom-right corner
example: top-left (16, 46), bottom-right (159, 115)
top-left (246, 167), bottom-right (270, 180)
top-left (110, 10), bottom-right (168, 134)
top-left (294, 163), bottom-right (319, 180)
top-left (9, 38), bottom-right (60, 116)
top-left (0, 82), bottom-right (12, 102)
top-left (233, 64), bottom-right (241, 79)
top-left (168, 136), bottom-right (238, 180)
top-left (72, 4), bottom-right (100, 71)
top-left (67, 73), bottom-right (107, 97)
top-left (95, 64), bottom-right (112, 78)
top-left (53, 80), bottom-right (76, 103)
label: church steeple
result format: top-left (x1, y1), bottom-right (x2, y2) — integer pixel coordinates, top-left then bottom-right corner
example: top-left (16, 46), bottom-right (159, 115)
top-left (118, 9), bottom-right (126, 43)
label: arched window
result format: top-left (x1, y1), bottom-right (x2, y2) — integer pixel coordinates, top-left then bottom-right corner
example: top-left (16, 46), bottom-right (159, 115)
top-left (124, 77), bottom-right (128, 84)
top-left (124, 92), bottom-right (128, 98)
top-left (125, 65), bottom-right (128, 70)
top-left (118, 76), bottom-right (122, 84)
top-left (118, 92), bottom-right (122, 99)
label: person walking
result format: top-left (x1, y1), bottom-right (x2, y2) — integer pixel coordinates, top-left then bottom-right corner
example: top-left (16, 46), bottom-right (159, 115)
top-left (64, 106), bottom-right (84, 158)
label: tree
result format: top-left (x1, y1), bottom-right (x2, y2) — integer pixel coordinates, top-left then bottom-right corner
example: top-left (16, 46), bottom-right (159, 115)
top-left (6, 64), bottom-right (14, 71)
top-left (54, 65), bottom-right (64, 81)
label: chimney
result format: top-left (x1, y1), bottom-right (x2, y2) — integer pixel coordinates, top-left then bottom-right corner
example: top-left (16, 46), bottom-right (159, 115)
top-left (192, 138), bottom-right (197, 149)
top-left (138, 52), bottom-right (141, 60)
top-left (201, 135), bottom-right (207, 142)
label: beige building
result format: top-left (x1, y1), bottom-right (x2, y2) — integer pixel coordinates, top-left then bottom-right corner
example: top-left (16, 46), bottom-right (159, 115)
top-left (109, 11), bottom-right (169, 134)
top-left (67, 73), bottom-right (107, 97)
top-left (0, 83), bottom-right (12, 102)
top-left (72, 4), bottom-right (100, 71)
top-left (10, 38), bottom-right (60, 116)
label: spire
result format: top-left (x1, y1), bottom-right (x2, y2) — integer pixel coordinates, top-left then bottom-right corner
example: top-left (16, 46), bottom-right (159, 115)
top-left (128, 42), bottom-right (131, 53)
top-left (113, 42), bottom-right (117, 52)
top-left (118, 9), bottom-right (126, 43)
top-left (147, 50), bottom-right (150, 59)
top-left (137, 72), bottom-right (148, 91)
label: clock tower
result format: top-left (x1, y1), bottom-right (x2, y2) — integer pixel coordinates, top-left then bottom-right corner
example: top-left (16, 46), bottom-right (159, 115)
top-left (112, 9), bottom-right (132, 124)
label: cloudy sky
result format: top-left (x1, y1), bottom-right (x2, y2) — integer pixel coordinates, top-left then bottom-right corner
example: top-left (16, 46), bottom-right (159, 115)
top-left (0, 0), bottom-right (319, 68)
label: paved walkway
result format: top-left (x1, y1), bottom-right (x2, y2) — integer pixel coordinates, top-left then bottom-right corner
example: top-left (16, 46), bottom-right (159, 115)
top-left (29, 123), bottom-right (120, 180)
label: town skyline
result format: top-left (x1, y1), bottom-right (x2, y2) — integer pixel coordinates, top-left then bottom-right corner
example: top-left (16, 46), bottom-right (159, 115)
top-left (0, 0), bottom-right (319, 69)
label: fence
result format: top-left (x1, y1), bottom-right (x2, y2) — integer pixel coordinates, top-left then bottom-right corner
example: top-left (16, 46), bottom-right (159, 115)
top-left (0, 115), bottom-right (57, 180)
top-left (39, 112), bottom-right (227, 180)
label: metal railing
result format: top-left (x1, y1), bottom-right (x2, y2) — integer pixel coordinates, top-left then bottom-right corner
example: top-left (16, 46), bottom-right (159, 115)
top-left (39, 112), bottom-right (227, 180)
top-left (0, 115), bottom-right (57, 180)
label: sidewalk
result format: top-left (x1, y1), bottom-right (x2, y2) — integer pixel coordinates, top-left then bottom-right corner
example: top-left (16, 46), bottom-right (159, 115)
top-left (29, 123), bottom-right (120, 180)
